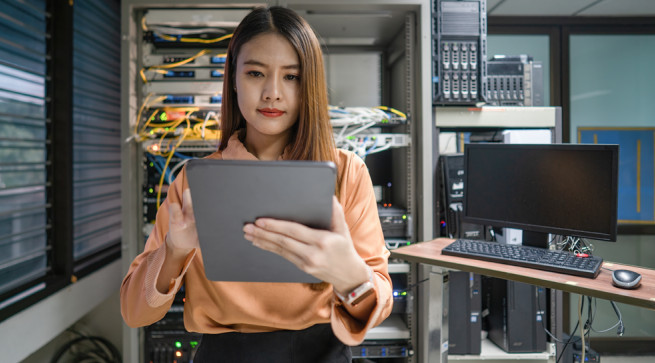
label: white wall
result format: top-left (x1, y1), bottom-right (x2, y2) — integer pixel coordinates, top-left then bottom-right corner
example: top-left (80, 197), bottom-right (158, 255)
top-left (0, 260), bottom-right (123, 363)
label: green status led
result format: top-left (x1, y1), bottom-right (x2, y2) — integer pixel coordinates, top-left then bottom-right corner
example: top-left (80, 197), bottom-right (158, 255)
top-left (160, 113), bottom-right (168, 121)
top-left (190, 341), bottom-right (198, 348)
top-left (148, 188), bottom-right (154, 194)
top-left (402, 215), bottom-right (407, 220)
top-left (175, 341), bottom-right (182, 348)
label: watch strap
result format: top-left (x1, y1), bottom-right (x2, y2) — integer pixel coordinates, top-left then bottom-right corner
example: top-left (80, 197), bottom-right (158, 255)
top-left (335, 268), bottom-right (375, 307)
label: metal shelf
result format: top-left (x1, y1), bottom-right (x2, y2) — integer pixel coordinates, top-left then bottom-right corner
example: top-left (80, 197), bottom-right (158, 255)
top-left (435, 106), bottom-right (560, 129)
top-left (365, 314), bottom-right (411, 340)
top-left (388, 261), bottom-right (411, 274)
top-left (448, 339), bottom-right (555, 362)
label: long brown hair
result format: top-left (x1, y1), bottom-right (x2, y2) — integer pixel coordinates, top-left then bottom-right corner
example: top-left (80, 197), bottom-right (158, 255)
top-left (220, 7), bottom-right (336, 166)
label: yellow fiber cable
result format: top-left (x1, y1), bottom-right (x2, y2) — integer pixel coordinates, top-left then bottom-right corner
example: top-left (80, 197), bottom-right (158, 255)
top-left (156, 33), bottom-right (233, 44)
top-left (376, 105), bottom-right (407, 119)
top-left (140, 49), bottom-right (213, 83)
top-left (156, 114), bottom-right (191, 209)
top-left (134, 95), bottom-right (167, 139)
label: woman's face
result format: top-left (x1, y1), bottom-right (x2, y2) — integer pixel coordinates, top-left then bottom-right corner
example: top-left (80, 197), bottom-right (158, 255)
top-left (235, 32), bottom-right (301, 142)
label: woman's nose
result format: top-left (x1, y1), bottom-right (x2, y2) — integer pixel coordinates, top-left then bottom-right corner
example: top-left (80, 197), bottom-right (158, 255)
top-left (262, 75), bottom-right (281, 101)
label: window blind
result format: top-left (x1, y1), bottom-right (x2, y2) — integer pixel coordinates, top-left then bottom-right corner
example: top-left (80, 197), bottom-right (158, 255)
top-left (72, 0), bottom-right (121, 260)
top-left (0, 0), bottom-right (49, 295)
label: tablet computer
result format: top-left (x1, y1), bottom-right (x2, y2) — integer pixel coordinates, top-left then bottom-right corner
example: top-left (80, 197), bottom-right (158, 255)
top-left (186, 159), bottom-right (336, 283)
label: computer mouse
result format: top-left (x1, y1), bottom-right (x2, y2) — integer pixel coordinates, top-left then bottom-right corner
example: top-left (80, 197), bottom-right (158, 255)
top-left (612, 269), bottom-right (642, 289)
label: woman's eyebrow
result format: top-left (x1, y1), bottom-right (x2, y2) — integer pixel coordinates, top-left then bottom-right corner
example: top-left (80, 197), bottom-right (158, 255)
top-left (243, 59), bottom-right (299, 70)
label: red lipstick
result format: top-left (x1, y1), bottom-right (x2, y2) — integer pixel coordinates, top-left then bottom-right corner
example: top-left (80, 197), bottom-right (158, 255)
top-left (258, 108), bottom-right (284, 117)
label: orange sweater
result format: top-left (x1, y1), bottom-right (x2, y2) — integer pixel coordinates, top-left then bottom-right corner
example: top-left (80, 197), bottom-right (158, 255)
top-left (120, 134), bottom-right (393, 345)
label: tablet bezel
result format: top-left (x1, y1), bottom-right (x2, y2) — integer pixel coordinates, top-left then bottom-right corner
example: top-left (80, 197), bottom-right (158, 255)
top-left (186, 158), bottom-right (336, 283)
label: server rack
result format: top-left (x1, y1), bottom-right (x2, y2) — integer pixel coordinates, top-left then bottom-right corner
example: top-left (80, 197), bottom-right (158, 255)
top-left (121, 1), bottom-right (434, 362)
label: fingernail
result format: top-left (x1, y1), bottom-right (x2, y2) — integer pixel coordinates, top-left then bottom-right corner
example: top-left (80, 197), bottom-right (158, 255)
top-left (243, 224), bottom-right (254, 234)
top-left (243, 233), bottom-right (252, 241)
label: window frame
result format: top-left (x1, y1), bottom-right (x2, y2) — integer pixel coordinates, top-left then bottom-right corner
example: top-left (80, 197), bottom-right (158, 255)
top-left (0, 0), bottom-right (121, 323)
top-left (489, 15), bottom-right (655, 236)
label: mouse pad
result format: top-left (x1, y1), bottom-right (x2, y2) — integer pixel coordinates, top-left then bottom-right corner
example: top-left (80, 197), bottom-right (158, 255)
top-left (186, 158), bottom-right (336, 283)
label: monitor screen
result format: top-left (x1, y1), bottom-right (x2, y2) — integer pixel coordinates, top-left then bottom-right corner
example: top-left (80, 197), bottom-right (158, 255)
top-left (463, 143), bottom-right (619, 241)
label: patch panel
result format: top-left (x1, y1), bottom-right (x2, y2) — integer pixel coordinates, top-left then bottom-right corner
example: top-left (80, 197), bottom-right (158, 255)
top-left (163, 56), bottom-right (195, 64)
top-left (163, 95), bottom-right (194, 104)
top-left (211, 55), bottom-right (226, 64)
top-left (146, 94), bottom-right (222, 108)
top-left (144, 81), bottom-right (223, 95)
top-left (147, 31), bottom-right (231, 48)
top-left (143, 139), bottom-right (220, 154)
top-left (164, 70), bottom-right (195, 78)
top-left (351, 341), bottom-right (411, 358)
top-left (345, 133), bottom-right (411, 148)
top-left (145, 69), bottom-right (225, 82)
top-left (143, 52), bottom-right (223, 67)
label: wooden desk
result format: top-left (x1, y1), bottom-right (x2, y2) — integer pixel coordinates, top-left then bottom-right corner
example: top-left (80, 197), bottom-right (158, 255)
top-left (391, 238), bottom-right (655, 310)
top-left (391, 238), bottom-right (655, 362)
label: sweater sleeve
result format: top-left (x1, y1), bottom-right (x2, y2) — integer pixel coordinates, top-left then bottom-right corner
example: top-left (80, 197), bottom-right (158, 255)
top-left (330, 152), bottom-right (393, 345)
top-left (120, 167), bottom-right (197, 328)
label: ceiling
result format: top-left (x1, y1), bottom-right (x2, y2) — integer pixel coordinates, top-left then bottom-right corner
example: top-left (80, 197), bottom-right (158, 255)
top-left (488, 0), bottom-right (655, 17)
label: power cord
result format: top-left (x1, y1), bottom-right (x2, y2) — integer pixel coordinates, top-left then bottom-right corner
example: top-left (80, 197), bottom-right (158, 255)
top-left (51, 330), bottom-right (121, 363)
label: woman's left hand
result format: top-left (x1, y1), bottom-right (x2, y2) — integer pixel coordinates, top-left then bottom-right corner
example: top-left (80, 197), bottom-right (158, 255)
top-left (243, 196), bottom-right (370, 294)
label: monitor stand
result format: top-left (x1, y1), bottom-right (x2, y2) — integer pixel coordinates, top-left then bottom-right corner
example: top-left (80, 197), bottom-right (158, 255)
top-left (522, 230), bottom-right (549, 249)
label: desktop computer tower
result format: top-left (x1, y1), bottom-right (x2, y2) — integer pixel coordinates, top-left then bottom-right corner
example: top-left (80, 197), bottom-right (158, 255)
top-left (438, 154), bottom-right (486, 239)
top-left (484, 277), bottom-right (547, 353)
top-left (448, 271), bottom-right (482, 354)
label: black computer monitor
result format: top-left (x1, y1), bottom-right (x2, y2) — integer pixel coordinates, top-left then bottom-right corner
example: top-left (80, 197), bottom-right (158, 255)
top-left (462, 143), bottom-right (619, 247)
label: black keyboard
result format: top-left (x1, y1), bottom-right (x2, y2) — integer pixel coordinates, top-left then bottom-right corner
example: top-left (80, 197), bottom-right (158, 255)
top-left (442, 239), bottom-right (603, 278)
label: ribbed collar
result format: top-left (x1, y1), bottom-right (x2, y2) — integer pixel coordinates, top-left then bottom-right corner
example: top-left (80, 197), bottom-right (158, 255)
top-left (221, 130), bottom-right (290, 161)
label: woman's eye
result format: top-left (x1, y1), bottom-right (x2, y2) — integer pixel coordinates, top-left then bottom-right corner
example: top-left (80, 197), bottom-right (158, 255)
top-left (285, 74), bottom-right (300, 81)
top-left (247, 71), bottom-right (263, 77)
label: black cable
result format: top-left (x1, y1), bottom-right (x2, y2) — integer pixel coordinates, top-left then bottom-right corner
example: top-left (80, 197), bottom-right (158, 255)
top-left (403, 277), bottom-right (430, 292)
top-left (555, 296), bottom-right (584, 363)
top-left (51, 335), bottom-right (121, 363)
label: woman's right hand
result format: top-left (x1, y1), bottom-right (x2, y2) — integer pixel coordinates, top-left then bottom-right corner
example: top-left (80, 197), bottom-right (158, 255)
top-left (166, 188), bottom-right (199, 257)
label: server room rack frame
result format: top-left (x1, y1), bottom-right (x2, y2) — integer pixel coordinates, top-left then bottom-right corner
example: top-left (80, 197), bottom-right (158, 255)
top-left (120, 1), bottom-right (435, 362)
top-left (430, 106), bottom-right (563, 363)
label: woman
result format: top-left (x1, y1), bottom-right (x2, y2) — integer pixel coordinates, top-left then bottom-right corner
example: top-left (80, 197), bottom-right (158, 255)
top-left (121, 6), bottom-right (393, 362)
